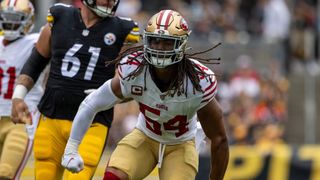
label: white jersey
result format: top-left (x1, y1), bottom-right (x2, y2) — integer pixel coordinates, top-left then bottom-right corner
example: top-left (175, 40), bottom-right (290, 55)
top-left (0, 34), bottom-right (43, 116)
top-left (118, 52), bottom-right (218, 144)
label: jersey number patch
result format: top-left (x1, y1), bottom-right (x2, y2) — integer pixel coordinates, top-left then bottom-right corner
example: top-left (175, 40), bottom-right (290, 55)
top-left (139, 103), bottom-right (189, 137)
top-left (61, 43), bottom-right (101, 80)
top-left (0, 67), bottom-right (16, 99)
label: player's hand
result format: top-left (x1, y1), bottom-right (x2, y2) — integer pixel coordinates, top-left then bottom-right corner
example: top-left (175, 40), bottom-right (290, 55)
top-left (11, 98), bottom-right (32, 124)
top-left (61, 138), bottom-right (83, 173)
top-left (61, 151), bottom-right (84, 173)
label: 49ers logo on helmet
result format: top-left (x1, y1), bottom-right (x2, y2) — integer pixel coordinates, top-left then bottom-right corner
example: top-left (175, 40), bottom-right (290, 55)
top-left (180, 18), bottom-right (189, 31)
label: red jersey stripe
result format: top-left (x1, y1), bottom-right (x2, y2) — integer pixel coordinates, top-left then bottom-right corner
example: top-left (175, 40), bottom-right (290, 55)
top-left (203, 85), bottom-right (217, 99)
top-left (204, 79), bottom-right (216, 91)
top-left (117, 66), bottom-right (123, 79)
top-left (201, 95), bottom-right (215, 104)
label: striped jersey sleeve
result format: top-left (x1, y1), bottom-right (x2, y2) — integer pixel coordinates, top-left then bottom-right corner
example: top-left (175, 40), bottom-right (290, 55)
top-left (199, 74), bottom-right (217, 107)
top-left (117, 51), bottom-right (143, 80)
top-left (191, 59), bottom-right (218, 110)
top-left (117, 51), bottom-right (144, 97)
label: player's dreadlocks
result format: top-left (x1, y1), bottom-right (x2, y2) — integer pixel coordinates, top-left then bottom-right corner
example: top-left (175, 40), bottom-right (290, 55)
top-left (107, 43), bottom-right (221, 97)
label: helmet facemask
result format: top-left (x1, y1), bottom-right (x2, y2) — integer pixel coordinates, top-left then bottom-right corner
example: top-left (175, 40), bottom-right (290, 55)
top-left (0, 9), bottom-right (33, 40)
top-left (144, 32), bottom-right (188, 68)
top-left (83, 0), bottom-right (119, 18)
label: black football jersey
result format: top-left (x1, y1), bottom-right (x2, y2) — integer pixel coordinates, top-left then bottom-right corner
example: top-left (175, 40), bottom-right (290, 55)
top-left (38, 4), bottom-right (139, 126)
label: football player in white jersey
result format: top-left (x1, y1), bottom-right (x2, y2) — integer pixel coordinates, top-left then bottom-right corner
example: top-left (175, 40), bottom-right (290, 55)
top-left (0, 0), bottom-right (43, 179)
top-left (11, 0), bottom-right (140, 179)
top-left (62, 10), bottom-right (229, 180)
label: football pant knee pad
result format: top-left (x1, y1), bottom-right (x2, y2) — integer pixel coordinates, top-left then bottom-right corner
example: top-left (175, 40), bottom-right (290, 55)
top-left (33, 129), bottom-right (55, 160)
top-left (0, 176), bottom-right (11, 180)
top-left (0, 164), bottom-right (12, 179)
top-left (35, 161), bottom-right (62, 180)
top-left (80, 135), bottom-right (104, 167)
top-left (5, 130), bottom-right (28, 153)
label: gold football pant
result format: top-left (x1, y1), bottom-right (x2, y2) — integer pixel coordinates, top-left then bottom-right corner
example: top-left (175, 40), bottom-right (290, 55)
top-left (108, 129), bottom-right (198, 180)
top-left (0, 116), bottom-right (33, 180)
top-left (34, 115), bottom-right (108, 180)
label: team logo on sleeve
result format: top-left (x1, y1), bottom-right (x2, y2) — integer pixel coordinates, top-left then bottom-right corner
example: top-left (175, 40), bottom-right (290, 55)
top-left (131, 85), bottom-right (143, 96)
top-left (104, 33), bottom-right (116, 45)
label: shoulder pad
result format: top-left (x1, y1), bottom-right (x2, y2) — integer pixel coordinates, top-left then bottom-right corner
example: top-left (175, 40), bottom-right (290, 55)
top-left (116, 17), bottom-right (140, 44)
top-left (124, 25), bottom-right (140, 44)
top-left (200, 74), bottom-right (217, 104)
top-left (191, 59), bottom-right (218, 103)
top-left (47, 3), bottom-right (73, 25)
top-left (118, 16), bottom-right (134, 22)
top-left (117, 51), bottom-right (144, 80)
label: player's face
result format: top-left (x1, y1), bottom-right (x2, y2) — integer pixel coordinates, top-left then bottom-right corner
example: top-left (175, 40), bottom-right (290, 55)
top-left (96, 0), bottom-right (116, 9)
top-left (148, 37), bottom-right (175, 51)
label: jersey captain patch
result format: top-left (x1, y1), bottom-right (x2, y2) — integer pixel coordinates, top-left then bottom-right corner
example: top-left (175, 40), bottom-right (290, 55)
top-left (131, 85), bottom-right (143, 96)
top-left (104, 33), bottom-right (116, 45)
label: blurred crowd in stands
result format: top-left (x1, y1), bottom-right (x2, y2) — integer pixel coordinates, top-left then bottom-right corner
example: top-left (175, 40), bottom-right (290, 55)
top-left (218, 55), bottom-right (289, 149)
top-left (48, 0), bottom-right (318, 150)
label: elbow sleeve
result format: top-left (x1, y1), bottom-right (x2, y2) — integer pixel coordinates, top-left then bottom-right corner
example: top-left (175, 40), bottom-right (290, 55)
top-left (20, 47), bottom-right (50, 83)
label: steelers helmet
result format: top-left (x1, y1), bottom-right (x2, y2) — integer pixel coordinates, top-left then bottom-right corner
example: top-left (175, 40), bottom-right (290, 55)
top-left (0, 0), bottom-right (34, 40)
top-left (82, 0), bottom-right (120, 18)
top-left (144, 10), bottom-right (191, 68)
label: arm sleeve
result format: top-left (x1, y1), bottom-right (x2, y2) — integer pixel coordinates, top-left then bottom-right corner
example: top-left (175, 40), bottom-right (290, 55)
top-left (20, 47), bottom-right (50, 83)
top-left (198, 75), bottom-right (218, 110)
top-left (69, 79), bottom-right (120, 141)
top-left (191, 59), bottom-right (218, 111)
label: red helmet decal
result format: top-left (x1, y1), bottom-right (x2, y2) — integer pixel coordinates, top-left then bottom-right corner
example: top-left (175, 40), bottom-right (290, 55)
top-left (180, 17), bottom-right (189, 31)
top-left (156, 10), bottom-right (174, 30)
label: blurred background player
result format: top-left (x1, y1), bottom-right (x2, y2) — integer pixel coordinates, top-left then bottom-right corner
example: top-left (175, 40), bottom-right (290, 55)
top-left (62, 10), bottom-right (229, 180)
top-left (11, 0), bottom-right (140, 179)
top-left (0, 0), bottom-right (43, 179)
